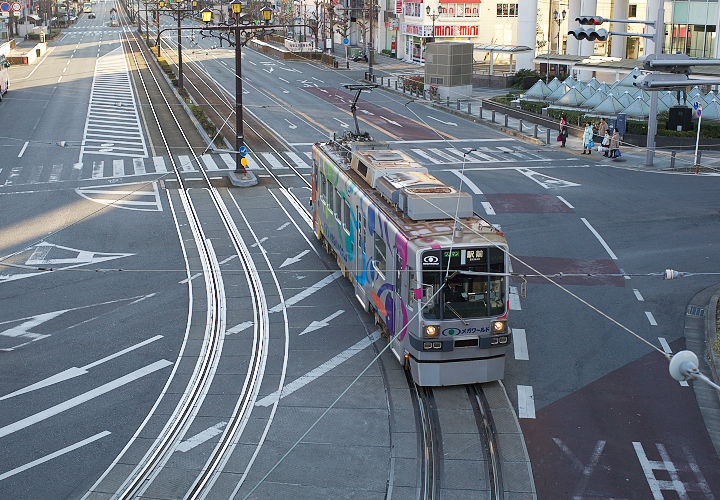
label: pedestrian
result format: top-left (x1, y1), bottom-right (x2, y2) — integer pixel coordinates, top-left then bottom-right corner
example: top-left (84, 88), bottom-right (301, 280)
top-left (559, 115), bottom-right (568, 147)
top-left (582, 122), bottom-right (594, 154)
top-left (601, 131), bottom-right (611, 157)
top-left (596, 118), bottom-right (609, 143)
top-left (609, 129), bottom-right (621, 158)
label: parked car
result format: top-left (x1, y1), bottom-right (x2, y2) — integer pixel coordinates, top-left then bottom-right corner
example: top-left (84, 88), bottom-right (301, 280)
top-left (88, 12), bottom-right (96, 18)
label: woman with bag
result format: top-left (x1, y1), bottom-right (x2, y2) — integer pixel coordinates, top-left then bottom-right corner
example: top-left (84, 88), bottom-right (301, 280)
top-left (609, 129), bottom-right (621, 158)
top-left (601, 131), bottom-right (611, 157)
top-left (582, 122), bottom-right (594, 154)
top-left (596, 118), bottom-right (609, 143)
top-left (558, 115), bottom-right (568, 147)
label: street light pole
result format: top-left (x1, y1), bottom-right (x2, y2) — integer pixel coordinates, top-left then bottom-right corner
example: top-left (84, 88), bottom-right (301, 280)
top-left (645, 3), bottom-right (664, 167)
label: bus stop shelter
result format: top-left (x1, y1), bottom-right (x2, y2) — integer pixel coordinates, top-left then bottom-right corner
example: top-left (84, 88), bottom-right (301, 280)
top-left (473, 44), bottom-right (532, 75)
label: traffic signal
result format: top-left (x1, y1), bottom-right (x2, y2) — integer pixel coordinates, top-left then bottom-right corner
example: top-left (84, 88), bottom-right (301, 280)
top-left (576, 16), bottom-right (605, 25)
top-left (567, 28), bottom-right (608, 41)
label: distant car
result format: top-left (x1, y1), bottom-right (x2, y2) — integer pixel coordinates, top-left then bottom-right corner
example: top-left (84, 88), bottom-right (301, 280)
top-left (88, 12), bottom-right (96, 18)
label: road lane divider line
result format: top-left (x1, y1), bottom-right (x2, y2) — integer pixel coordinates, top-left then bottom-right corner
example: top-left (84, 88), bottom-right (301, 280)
top-left (509, 286), bottom-right (522, 311)
top-left (645, 311), bottom-right (658, 326)
top-left (556, 196), bottom-right (574, 209)
top-left (17, 142), bottom-right (29, 158)
top-left (255, 331), bottom-right (381, 407)
top-left (0, 431), bottom-right (111, 482)
top-left (658, 337), bottom-right (689, 387)
top-left (517, 385), bottom-right (536, 419)
top-left (0, 360), bottom-right (172, 439)
top-left (633, 289), bottom-right (645, 301)
top-left (580, 218), bottom-right (618, 260)
top-left (512, 329), bottom-right (528, 361)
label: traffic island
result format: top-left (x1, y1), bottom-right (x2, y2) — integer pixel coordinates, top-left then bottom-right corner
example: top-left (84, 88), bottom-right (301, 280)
top-left (227, 170), bottom-right (258, 187)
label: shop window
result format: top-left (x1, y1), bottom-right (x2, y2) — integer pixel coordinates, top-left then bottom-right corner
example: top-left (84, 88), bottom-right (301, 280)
top-left (628, 4), bottom-right (637, 18)
top-left (496, 3), bottom-right (518, 17)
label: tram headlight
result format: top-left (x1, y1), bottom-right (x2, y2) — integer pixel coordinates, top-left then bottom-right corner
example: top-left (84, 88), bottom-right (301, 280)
top-left (424, 325), bottom-right (439, 338)
top-left (492, 321), bottom-right (507, 334)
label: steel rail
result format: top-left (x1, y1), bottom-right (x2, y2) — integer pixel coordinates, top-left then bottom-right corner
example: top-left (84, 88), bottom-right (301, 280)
top-left (468, 384), bottom-right (503, 500)
top-left (406, 371), bottom-right (439, 500)
top-left (110, 5), bottom-right (270, 499)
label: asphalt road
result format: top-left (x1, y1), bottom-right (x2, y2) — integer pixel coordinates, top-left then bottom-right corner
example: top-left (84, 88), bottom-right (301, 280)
top-left (0, 4), bottom-right (719, 498)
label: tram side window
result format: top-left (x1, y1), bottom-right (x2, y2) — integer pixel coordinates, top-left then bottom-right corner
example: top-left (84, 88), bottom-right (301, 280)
top-left (374, 233), bottom-right (387, 277)
top-left (318, 172), bottom-right (326, 202)
top-left (326, 178), bottom-right (334, 212)
top-left (333, 189), bottom-right (342, 219)
top-left (342, 200), bottom-right (351, 233)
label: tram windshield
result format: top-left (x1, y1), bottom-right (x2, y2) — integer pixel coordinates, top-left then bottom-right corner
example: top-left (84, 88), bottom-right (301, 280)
top-left (421, 247), bottom-right (506, 320)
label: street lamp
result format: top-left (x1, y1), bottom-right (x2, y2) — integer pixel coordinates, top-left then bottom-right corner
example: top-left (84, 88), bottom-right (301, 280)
top-left (425, 6), bottom-right (439, 43)
top-left (155, 2), bottom-right (195, 90)
top-left (199, 6), bottom-right (276, 174)
top-left (553, 9), bottom-right (566, 53)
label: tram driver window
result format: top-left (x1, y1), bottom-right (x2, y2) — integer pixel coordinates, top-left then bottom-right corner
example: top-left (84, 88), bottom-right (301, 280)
top-left (374, 233), bottom-right (387, 277)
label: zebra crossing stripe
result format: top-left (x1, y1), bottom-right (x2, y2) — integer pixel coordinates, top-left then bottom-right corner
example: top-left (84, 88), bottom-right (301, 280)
top-left (411, 148), bottom-right (439, 163)
top-left (178, 155), bottom-right (195, 172)
top-left (133, 158), bottom-right (146, 175)
top-left (49, 165), bottom-right (63, 182)
top-left (75, 182), bottom-right (164, 212)
top-left (429, 148), bottom-right (460, 162)
top-left (113, 160), bottom-right (124, 177)
top-left (201, 154), bottom-right (219, 170)
top-left (285, 152), bottom-right (311, 169)
top-left (260, 152), bottom-right (288, 170)
top-left (153, 157), bottom-right (167, 173)
top-left (220, 153), bottom-right (235, 169)
top-left (92, 161), bottom-right (104, 179)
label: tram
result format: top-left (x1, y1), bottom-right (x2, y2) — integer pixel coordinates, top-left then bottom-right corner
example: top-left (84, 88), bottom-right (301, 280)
top-left (311, 137), bottom-right (512, 386)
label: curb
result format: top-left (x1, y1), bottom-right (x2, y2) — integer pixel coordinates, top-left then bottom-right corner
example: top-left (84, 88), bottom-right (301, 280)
top-left (684, 284), bottom-right (720, 458)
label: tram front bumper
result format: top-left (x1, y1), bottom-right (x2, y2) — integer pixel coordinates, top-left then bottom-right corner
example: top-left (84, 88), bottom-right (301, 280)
top-left (408, 353), bottom-right (506, 387)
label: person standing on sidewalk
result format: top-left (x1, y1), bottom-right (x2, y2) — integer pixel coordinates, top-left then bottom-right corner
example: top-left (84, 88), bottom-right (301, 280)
top-left (559, 115), bottom-right (568, 147)
top-left (609, 129), bottom-right (621, 158)
top-left (596, 118), bottom-right (609, 143)
top-left (582, 122), bottom-right (594, 154)
top-left (601, 131), bottom-right (611, 157)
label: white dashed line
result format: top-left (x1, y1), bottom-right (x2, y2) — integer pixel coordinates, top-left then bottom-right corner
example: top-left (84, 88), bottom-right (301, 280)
top-left (517, 385), bottom-right (535, 418)
top-left (645, 311), bottom-right (657, 326)
top-left (556, 195), bottom-right (574, 208)
top-left (633, 289), bottom-right (644, 301)
top-left (512, 328), bottom-right (528, 360)
top-left (658, 337), bottom-right (689, 386)
top-left (580, 218), bottom-right (618, 260)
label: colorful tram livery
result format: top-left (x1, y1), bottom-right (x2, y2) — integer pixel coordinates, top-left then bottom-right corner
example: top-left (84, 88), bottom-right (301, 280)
top-left (311, 140), bottom-right (512, 386)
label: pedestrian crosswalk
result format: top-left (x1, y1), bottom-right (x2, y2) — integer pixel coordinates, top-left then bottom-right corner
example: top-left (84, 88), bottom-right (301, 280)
top-left (80, 45), bottom-right (148, 160)
top-left (1, 151), bottom-right (314, 187)
top-left (407, 146), bottom-right (548, 165)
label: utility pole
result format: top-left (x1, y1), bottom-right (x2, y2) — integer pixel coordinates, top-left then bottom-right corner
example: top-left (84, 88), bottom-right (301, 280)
top-left (644, 3), bottom-right (664, 167)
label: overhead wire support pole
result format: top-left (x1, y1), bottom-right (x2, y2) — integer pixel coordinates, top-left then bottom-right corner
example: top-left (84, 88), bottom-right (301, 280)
top-left (644, 3), bottom-right (665, 168)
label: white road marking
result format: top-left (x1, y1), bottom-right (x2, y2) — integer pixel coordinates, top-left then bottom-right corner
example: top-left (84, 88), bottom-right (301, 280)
top-left (250, 237), bottom-right (268, 248)
top-left (512, 328), bottom-right (528, 360)
top-left (481, 202), bottom-right (496, 216)
top-left (260, 152), bottom-right (288, 170)
top-left (556, 195), bottom-right (574, 208)
top-left (517, 385), bottom-right (535, 418)
top-left (645, 311), bottom-right (657, 326)
top-left (113, 159), bottom-right (124, 177)
top-left (17, 142), bottom-right (29, 158)
top-left (0, 431), bottom-right (111, 482)
top-left (0, 360), bottom-right (172, 439)
top-left (178, 155), bottom-right (194, 172)
top-left (516, 167), bottom-right (581, 189)
top-left (0, 335), bottom-right (164, 400)
top-left (201, 154), bottom-right (219, 170)
top-left (449, 170), bottom-right (483, 194)
top-left (632, 442), bottom-right (713, 499)
top-left (427, 115), bottom-right (457, 126)
top-left (268, 271), bottom-right (342, 313)
top-left (176, 422), bottom-right (227, 452)
top-left (658, 337), bottom-right (689, 386)
top-left (75, 181), bottom-right (163, 211)
top-left (580, 218), bottom-right (618, 260)
top-left (285, 151), bottom-right (311, 169)
top-left (153, 156), bottom-right (167, 173)
top-left (218, 255), bottom-right (237, 265)
top-left (226, 321), bottom-right (253, 335)
top-left (509, 286), bottom-right (522, 311)
top-left (179, 272), bottom-right (202, 284)
top-left (552, 438), bottom-right (607, 497)
top-left (276, 222), bottom-right (290, 231)
top-left (633, 289), bottom-right (645, 301)
top-left (299, 310), bottom-right (344, 336)
top-left (279, 249), bottom-right (310, 268)
top-left (256, 331), bottom-right (381, 406)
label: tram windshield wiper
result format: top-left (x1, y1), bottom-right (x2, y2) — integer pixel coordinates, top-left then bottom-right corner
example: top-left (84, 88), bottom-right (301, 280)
top-left (444, 301), bottom-right (469, 326)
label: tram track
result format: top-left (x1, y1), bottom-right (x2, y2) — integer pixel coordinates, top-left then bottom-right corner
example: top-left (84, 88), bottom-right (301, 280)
top-left (154, 23), bottom-right (510, 500)
top-left (84, 5), bottom-right (274, 498)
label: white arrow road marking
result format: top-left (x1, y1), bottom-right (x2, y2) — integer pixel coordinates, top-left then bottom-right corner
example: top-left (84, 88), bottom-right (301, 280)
top-left (515, 168), bottom-right (581, 189)
top-left (263, 66), bottom-right (274, 73)
top-left (381, 116), bottom-right (402, 127)
top-left (0, 360), bottom-right (173, 439)
top-left (75, 181), bottom-right (164, 211)
top-left (176, 421), bottom-right (227, 452)
top-left (333, 117), bottom-right (349, 128)
top-left (427, 116), bottom-right (457, 126)
top-left (299, 310), bottom-right (344, 336)
top-left (280, 249), bottom-right (310, 268)
top-left (226, 321), bottom-right (253, 336)
top-left (0, 335), bottom-right (164, 400)
top-left (280, 67), bottom-right (302, 73)
top-left (359, 109), bottom-right (375, 116)
top-left (282, 89), bottom-right (290, 94)
top-left (256, 330), bottom-right (381, 406)
top-left (0, 431), bottom-right (111, 482)
top-left (284, 119), bottom-right (297, 129)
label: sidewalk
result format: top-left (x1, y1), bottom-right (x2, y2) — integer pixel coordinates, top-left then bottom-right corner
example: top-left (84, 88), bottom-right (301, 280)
top-left (360, 70), bottom-right (720, 173)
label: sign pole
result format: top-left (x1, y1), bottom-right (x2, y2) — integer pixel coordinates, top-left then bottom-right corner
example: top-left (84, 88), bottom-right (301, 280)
top-left (694, 106), bottom-right (702, 174)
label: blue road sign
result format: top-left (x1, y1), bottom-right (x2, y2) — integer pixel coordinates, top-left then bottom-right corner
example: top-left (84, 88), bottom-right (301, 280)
top-left (238, 146), bottom-right (248, 154)
top-left (693, 101), bottom-right (699, 110)
top-left (342, 37), bottom-right (350, 45)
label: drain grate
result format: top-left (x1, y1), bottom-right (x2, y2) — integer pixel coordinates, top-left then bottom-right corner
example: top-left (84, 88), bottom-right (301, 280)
top-left (686, 305), bottom-right (706, 317)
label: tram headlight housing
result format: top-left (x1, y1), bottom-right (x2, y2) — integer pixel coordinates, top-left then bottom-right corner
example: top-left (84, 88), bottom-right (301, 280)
top-left (492, 320), bottom-right (507, 334)
top-left (424, 324), bottom-right (439, 338)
